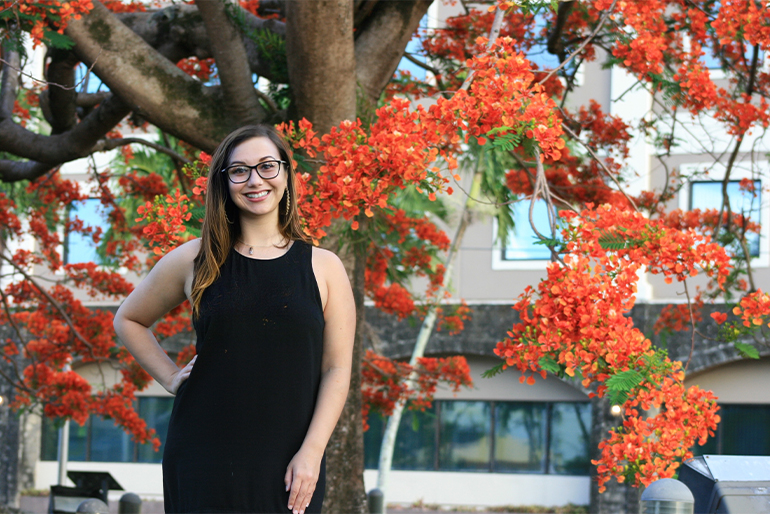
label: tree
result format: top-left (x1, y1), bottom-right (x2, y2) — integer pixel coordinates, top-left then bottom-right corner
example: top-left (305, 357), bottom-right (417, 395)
top-left (2, 0), bottom-right (770, 510)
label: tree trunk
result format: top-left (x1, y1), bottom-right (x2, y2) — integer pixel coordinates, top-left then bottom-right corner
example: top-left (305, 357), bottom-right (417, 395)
top-left (284, 3), bottom-right (363, 510)
top-left (0, 326), bottom-right (21, 510)
top-left (322, 217), bottom-right (368, 514)
top-left (285, 0), bottom-right (357, 135)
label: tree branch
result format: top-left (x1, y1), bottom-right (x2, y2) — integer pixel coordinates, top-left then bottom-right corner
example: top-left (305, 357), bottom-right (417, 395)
top-left (0, 160), bottom-right (54, 183)
top-left (539, 0), bottom-right (617, 85)
top-left (115, 4), bottom-right (288, 83)
top-left (194, 0), bottom-right (265, 125)
top-left (0, 253), bottom-right (96, 354)
top-left (0, 42), bottom-right (20, 118)
top-left (353, 0), bottom-right (432, 112)
top-left (65, 1), bottom-right (232, 152)
top-left (561, 121), bottom-right (639, 212)
top-left (45, 48), bottom-right (80, 133)
top-left (0, 92), bottom-right (130, 168)
top-left (94, 137), bottom-right (192, 165)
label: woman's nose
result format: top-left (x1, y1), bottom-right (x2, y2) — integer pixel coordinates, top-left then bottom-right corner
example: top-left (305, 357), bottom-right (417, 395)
top-left (247, 168), bottom-right (264, 185)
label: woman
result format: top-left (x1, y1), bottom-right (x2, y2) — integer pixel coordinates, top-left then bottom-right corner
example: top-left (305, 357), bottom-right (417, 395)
top-left (113, 125), bottom-right (355, 514)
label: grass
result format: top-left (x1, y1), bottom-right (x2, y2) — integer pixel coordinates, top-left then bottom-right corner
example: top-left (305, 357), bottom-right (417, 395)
top-left (388, 500), bottom-right (589, 513)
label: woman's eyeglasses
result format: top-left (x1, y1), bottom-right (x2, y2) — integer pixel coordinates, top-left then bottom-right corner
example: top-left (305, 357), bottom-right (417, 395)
top-left (222, 160), bottom-right (285, 183)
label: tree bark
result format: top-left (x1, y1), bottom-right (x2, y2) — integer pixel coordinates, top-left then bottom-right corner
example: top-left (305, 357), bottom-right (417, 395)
top-left (193, 0), bottom-right (266, 125)
top-left (354, 0), bottom-right (432, 118)
top-left (65, 1), bottom-right (233, 151)
top-left (285, 0), bottom-right (356, 135)
top-left (284, 3), bottom-right (363, 510)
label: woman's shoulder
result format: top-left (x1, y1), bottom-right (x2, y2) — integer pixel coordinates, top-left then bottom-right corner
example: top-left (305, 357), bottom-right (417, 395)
top-left (155, 238), bottom-right (201, 271)
top-left (310, 245), bottom-right (347, 277)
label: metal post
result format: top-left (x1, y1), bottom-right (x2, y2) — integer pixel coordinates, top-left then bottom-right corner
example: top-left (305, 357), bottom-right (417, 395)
top-left (56, 420), bottom-right (69, 486)
top-left (119, 492), bottom-right (141, 514)
top-left (76, 499), bottom-right (109, 514)
top-left (367, 488), bottom-right (384, 514)
top-left (639, 478), bottom-right (694, 514)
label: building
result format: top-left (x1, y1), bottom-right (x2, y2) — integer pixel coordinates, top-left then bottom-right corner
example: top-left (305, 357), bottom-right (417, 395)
top-left (2, 1), bottom-right (770, 512)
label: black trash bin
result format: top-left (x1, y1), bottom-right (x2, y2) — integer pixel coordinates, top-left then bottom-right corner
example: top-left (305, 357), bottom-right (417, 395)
top-left (678, 455), bottom-right (770, 513)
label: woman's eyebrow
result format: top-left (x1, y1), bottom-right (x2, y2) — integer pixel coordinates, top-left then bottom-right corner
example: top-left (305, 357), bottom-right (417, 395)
top-left (230, 155), bottom-right (278, 164)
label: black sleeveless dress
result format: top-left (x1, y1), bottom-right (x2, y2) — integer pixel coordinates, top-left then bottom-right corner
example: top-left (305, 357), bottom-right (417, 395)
top-left (163, 241), bottom-right (326, 513)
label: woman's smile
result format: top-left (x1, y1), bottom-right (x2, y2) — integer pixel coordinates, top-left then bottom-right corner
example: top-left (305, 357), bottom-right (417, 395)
top-left (227, 136), bottom-right (287, 218)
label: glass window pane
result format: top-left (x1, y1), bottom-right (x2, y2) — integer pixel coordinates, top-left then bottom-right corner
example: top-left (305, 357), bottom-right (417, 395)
top-left (136, 397), bottom-right (174, 463)
top-left (720, 405), bottom-right (770, 456)
top-left (494, 402), bottom-right (546, 473)
top-left (438, 401), bottom-right (491, 471)
top-left (549, 402), bottom-right (592, 475)
top-left (363, 412), bottom-right (385, 470)
top-left (393, 406), bottom-right (436, 471)
top-left (40, 417), bottom-right (61, 461)
top-left (66, 199), bottom-right (110, 265)
top-left (503, 200), bottom-right (558, 260)
top-left (68, 420), bottom-right (88, 461)
top-left (691, 181), bottom-right (761, 257)
top-left (691, 432), bottom-right (718, 457)
top-left (90, 416), bottom-right (133, 462)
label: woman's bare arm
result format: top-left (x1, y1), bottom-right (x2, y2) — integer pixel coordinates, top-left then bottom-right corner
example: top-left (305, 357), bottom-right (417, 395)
top-left (113, 239), bottom-right (200, 394)
top-left (285, 247), bottom-right (356, 514)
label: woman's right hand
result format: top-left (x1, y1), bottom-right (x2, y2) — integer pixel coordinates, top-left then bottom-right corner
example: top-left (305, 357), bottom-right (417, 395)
top-left (168, 355), bottom-right (197, 395)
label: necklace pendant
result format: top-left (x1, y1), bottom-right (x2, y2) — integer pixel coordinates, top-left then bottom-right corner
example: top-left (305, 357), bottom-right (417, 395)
top-left (248, 246), bottom-right (254, 255)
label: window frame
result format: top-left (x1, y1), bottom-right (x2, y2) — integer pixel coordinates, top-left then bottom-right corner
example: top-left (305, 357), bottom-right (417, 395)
top-left (364, 399), bottom-right (592, 476)
top-left (678, 162), bottom-right (769, 268)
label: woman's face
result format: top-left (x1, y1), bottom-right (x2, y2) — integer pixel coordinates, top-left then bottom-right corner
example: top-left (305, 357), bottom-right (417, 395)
top-left (226, 136), bottom-right (288, 221)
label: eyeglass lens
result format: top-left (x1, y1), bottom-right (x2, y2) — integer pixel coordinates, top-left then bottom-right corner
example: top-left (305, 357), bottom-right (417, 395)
top-left (226, 161), bottom-right (282, 183)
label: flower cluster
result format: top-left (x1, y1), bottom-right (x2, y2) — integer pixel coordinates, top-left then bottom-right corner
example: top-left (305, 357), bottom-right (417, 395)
top-left (493, 204), bottom-right (729, 490)
top-left (361, 350), bottom-right (473, 431)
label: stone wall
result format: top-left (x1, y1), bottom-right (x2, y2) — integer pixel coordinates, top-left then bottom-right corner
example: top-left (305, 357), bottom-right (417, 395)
top-left (364, 302), bottom-right (766, 514)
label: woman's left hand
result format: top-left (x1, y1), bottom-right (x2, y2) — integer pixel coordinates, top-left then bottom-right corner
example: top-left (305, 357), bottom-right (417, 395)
top-left (284, 447), bottom-right (323, 514)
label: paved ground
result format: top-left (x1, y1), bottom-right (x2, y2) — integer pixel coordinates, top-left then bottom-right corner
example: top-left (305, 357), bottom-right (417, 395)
top-left (17, 496), bottom-right (586, 514)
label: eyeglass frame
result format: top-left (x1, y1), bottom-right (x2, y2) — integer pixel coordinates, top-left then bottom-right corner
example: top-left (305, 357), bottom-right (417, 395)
top-left (221, 160), bottom-right (287, 183)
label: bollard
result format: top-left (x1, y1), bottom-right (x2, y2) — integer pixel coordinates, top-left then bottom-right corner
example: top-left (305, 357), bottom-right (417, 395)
top-left (119, 492), bottom-right (142, 514)
top-left (76, 498), bottom-right (109, 514)
top-left (640, 478), bottom-right (694, 514)
top-left (367, 488), bottom-right (384, 514)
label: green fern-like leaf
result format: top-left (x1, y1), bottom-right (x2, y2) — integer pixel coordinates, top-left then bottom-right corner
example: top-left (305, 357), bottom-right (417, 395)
top-left (538, 355), bottom-right (561, 375)
top-left (482, 362), bottom-right (506, 379)
top-left (735, 342), bottom-right (760, 359)
top-left (606, 369), bottom-right (644, 406)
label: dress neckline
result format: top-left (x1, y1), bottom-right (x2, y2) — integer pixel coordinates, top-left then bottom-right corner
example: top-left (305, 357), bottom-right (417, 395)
top-left (233, 240), bottom-right (296, 261)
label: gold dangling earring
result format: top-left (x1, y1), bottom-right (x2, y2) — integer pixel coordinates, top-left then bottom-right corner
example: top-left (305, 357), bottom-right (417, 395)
top-left (225, 211), bottom-right (234, 225)
top-left (285, 189), bottom-right (290, 216)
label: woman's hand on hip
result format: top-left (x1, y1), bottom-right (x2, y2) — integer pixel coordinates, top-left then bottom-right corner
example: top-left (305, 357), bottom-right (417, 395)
top-left (168, 355), bottom-right (196, 395)
top-left (285, 446), bottom-right (322, 514)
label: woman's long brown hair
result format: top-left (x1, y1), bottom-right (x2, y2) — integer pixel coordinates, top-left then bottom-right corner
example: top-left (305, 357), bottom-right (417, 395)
top-left (190, 125), bottom-right (310, 318)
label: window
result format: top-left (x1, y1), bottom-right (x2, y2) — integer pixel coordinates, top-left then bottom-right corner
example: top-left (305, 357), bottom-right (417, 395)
top-left (693, 404), bottom-right (770, 456)
top-left (690, 180), bottom-right (761, 257)
top-left (64, 198), bottom-right (111, 265)
top-left (549, 402), bottom-right (592, 474)
top-left (494, 402), bottom-right (546, 473)
top-left (364, 405), bottom-right (437, 471)
top-left (492, 199), bottom-right (561, 271)
top-left (364, 400), bottom-right (591, 475)
top-left (439, 401), bottom-right (492, 471)
top-left (41, 396), bottom-right (174, 462)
